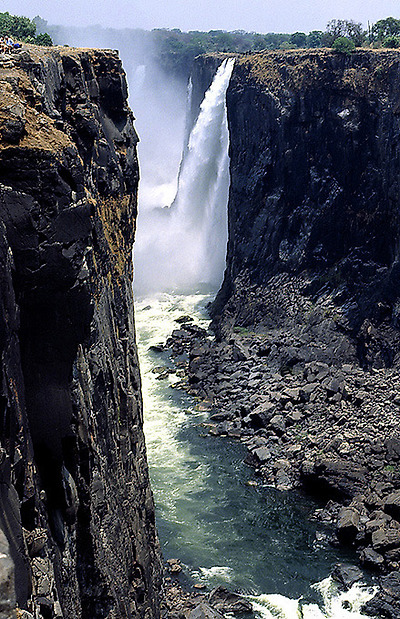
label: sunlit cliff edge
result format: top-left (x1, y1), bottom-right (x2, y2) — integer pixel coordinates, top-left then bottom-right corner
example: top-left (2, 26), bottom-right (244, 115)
top-left (0, 44), bottom-right (162, 618)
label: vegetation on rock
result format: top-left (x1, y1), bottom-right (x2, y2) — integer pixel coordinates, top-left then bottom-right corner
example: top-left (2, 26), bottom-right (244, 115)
top-left (0, 11), bottom-right (53, 45)
top-left (332, 36), bottom-right (356, 55)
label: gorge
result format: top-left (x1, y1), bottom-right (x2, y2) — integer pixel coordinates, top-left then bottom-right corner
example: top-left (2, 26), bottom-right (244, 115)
top-left (1, 35), bottom-right (400, 619)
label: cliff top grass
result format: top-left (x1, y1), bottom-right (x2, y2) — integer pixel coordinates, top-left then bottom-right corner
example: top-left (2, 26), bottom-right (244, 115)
top-left (207, 47), bottom-right (400, 96)
top-left (0, 50), bottom-right (72, 153)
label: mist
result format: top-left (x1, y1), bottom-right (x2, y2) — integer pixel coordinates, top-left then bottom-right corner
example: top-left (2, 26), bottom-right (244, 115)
top-left (50, 25), bottom-right (193, 294)
top-left (48, 22), bottom-right (236, 296)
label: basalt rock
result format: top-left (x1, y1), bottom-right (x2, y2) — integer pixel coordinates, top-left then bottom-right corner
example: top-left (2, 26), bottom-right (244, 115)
top-left (0, 45), bottom-right (162, 618)
top-left (203, 49), bottom-right (400, 369)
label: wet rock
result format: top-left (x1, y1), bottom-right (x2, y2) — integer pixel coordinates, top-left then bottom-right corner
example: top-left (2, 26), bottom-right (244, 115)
top-left (275, 469), bottom-right (292, 491)
top-left (189, 603), bottom-right (225, 619)
top-left (175, 315), bottom-right (194, 324)
top-left (149, 344), bottom-right (164, 353)
top-left (302, 458), bottom-right (367, 499)
top-left (332, 563), bottom-right (363, 590)
top-left (359, 547), bottom-right (385, 570)
top-left (167, 559), bottom-right (182, 574)
top-left (253, 447), bottom-right (271, 463)
top-left (208, 587), bottom-right (252, 614)
top-left (336, 507), bottom-right (360, 543)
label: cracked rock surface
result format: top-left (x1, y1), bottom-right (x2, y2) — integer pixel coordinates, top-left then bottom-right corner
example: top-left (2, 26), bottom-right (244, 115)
top-left (0, 44), bottom-right (162, 618)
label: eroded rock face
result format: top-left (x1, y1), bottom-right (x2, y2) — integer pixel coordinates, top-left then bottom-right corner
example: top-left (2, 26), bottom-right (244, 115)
top-left (208, 49), bottom-right (400, 367)
top-left (181, 51), bottom-right (400, 615)
top-left (0, 45), bottom-right (162, 618)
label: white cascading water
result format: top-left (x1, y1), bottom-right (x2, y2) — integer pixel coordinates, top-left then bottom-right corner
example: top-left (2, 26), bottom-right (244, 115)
top-left (134, 58), bottom-right (235, 295)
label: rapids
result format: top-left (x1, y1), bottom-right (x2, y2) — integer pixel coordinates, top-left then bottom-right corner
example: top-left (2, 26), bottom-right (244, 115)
top-left (135, 292), bottom-right (377, 619)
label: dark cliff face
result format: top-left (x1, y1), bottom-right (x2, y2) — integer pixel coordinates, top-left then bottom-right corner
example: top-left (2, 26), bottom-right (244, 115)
top-left (0, 46), bottom-right (162, 618)
top-left (203, 50), bottom-right (400, 366)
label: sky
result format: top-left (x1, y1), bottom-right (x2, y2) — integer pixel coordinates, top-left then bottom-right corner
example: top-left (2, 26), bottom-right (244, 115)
top-left (5, 0), bottom-right (400, 33)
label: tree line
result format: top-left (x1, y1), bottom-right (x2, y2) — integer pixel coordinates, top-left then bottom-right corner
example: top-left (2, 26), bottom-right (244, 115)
top-left (5, 11), bottom-right (400, 69)
top-left (145, 17), bottom-right (400, 76)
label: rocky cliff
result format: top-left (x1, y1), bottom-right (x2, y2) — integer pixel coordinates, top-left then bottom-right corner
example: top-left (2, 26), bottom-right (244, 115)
top-left (0, 45), bottom-right (162, 618)
top-left (209, 49), bottom-right (400, 368)
top-left (181, 50), bottom-right (400, 616)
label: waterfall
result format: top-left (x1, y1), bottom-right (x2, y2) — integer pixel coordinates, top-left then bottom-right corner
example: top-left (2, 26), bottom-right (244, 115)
top-left (134, 58), bottom-right (235, 295)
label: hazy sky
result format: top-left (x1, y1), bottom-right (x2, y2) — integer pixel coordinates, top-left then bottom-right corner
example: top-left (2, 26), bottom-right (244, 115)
top-left (5, 0), bottom-right (400, 33)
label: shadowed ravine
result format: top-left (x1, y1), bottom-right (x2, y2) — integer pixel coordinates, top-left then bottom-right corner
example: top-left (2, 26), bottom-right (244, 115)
top-left (133, 62), bottom-right (378, 618)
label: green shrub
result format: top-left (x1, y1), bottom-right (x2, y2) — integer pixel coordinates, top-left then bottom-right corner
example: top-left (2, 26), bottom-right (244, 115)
top-left (332, 36), bottom-right (356, 54)
top-left (382, 35), bottom-right (400, 48)
top-left (35, 32), bottom-right (53, 46)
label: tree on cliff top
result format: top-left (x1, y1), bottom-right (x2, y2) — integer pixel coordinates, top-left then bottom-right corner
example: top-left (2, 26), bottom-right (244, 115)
top-left (332, 37), bottom-right (356, 55)
top-left (0, 12), bottom-right (53, 46)
top-left (324, 19), bottom-right (366, 46)
top-left (371, 17), bottom-right (400, 41)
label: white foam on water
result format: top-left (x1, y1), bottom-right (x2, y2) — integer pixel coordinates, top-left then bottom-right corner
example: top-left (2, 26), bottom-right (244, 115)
top-left (135, 292), bottom-right (212, 520)
top-left (248, 577), bottom-right (377, 619)
top-left (198, 566), bottom-right (234, 583)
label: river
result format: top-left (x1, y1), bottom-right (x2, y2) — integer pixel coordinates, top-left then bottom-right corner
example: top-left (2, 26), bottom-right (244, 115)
top-left (135, 290), bottom-right (377, 619)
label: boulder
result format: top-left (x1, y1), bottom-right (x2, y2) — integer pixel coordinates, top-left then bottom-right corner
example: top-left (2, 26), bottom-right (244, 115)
top-left (332, 563), bottom-right (363, 590)
top-left (372, 527), bottom-right (400, 552)
top-left (253, 447), bottom-right (271, 463)
top-left (270, 415), bottom-right (285, 436)
top-left (359, 547), bottom-right (385, 570)
top-left (386, 438), bottom-right (400, 460)
top-left (380, 571), bottom-right (400, 600)
top-left (208, 586), bottom-right (252, 614)
top-left (385, 492), bottom-right (400, 521)
top-left (363, 571), bottom-right (400, 619)
top-left (336, 507), bottom-right (360, 543)
top-left (301, 458), bottom-right (367, 499)
top-left (189, 603), bottom-right (225, 619)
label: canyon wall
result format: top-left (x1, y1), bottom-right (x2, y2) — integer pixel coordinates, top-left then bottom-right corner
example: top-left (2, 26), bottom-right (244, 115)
top-left (184, 51), bottom-right (400, 617)
top-left (207, 49), bottom-right (400, 368)
top-left (0, 46), bottom-right (162, 618)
